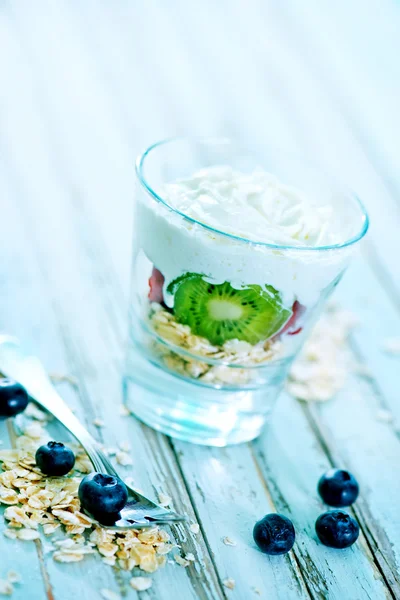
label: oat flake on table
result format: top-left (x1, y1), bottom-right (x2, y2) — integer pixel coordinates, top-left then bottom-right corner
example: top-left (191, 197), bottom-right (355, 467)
top-left (6, 573), bottom-right (21, 585)
top-left (174, 554), bottom-right (191, 568)
top-left (0, 579), bottom-right (13, 596)
top-left (222, 536), bottom-right (236, 546)
top-left (223, 578), bottom-right (236, 590)
top-left (287, 305), bottom-right (358, 402)
top-left (115, 451), bottom-right (133, 467)
top-left (119, 404), bottom-right (131, 417)
top-left (0, 419), bottom-right (172, 576)
top-left (158, 492), bottom-right (172, 507)
top-left (129, 577), bottom-right (153, 591)
top-left (190, 523), bottom-right (200, 535)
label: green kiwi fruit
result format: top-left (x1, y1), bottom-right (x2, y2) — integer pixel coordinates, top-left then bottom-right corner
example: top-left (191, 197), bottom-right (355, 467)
top-left (172, 275), bottom-right (291, 346)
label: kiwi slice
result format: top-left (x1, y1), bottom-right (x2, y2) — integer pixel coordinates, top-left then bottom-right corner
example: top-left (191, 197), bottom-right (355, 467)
top-left (173, 275), bottom-right (291, 346)
top-left (166, 272), bottom-right (200, 296)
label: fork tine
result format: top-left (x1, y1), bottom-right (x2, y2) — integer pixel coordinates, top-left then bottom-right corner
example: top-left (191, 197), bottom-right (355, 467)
top-left (107, 511), bottom-right (187, 530)
top-left (123, 503), bottom-right (187, 523)
top-left (146, 511), bottom-right (187, 523)
top-left (95, 453), bottom-right (187, 523)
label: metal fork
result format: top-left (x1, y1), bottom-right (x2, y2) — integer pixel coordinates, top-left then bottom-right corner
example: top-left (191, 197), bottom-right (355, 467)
top-left (0, 335), bottom-right (186, 529)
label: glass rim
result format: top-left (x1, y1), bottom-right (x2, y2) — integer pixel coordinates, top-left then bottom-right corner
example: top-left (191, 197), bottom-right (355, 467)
top-left (135, 136), bottom-right (370, 252)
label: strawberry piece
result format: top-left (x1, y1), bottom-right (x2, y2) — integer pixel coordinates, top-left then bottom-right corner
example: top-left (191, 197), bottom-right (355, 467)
top-left (279, 300), bottom-right (306, 336)
top-left (148, 267), bottom-right (165, 304)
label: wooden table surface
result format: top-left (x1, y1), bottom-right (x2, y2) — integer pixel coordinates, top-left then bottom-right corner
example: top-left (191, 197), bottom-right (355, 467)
top-left (0, 2), bottom-right (399, 599)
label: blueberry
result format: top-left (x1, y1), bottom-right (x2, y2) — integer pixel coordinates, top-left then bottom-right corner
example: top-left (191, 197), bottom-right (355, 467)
top-left (315, 510), bottom-right (359, 549)
top-left (0, 378), bottom-right (29, 419)
top-left (318, 469), bottom-right (359, 507)
top-left (78, 473), bottom-right (128, 524)
top-left (253, 513), bottom-right (295, 555)
top-left (35, 441), bottom-right (75, 476)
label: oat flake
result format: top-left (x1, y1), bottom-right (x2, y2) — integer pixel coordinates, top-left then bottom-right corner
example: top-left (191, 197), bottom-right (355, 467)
top-left (190, 523), bottom-right (200, 535)
top-left (115, 451), bottom-right (133, 467)
top-left (119, 404), bottom-right (131, 417)
top-left (129, 577), bottom-right (152, 591)
top-left (16, 529), bottom-right (40, 541)
top-left (0, 419), bottom-right (171, 577)
top-left (0, 580), bottom-right (13, 596)
top-left (158, 493), bottom-right (172, 507)
top-left (174, 554), bottom-right (191, 568)
top-left (222, 536), bottom-right (236, 546)
top-left (287, 307), bottom-right (357, 402)
top-left (223, 578), bottom-right (236, 590)
top-left (6, 572), bottom-right (21, 585)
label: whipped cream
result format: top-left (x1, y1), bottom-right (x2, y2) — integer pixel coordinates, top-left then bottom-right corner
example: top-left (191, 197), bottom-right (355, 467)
top-left (163, 167), bottom-right (338, 247)
top-left (135, 167), bottom-right (355, 308)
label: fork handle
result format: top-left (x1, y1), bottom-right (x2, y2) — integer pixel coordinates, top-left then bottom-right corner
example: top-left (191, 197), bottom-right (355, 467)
top-left (14, 361), bottom-right (108, 473)
top-left (35, 386), bottom-right (107, 472)
top-left (36, 386), bottom-right (126, 482)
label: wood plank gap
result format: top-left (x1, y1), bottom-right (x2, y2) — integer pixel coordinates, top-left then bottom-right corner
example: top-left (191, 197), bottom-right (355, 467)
top-left (166, 437), bottom-right (229, 600)
top-left (249, 444), bottom-right (322, 600)
top-left (129, 427), bottom-right (226, 599)
top-left (35, 539), bottom-right (56, 600)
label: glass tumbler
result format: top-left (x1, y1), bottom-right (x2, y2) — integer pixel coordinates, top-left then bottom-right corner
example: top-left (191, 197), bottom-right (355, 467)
top-left (124, 138), bottom-right (369, 446)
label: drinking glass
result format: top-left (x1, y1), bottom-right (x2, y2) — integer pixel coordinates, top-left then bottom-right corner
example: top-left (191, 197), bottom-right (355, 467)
top-left (124, 138), bottom-right (369, 446)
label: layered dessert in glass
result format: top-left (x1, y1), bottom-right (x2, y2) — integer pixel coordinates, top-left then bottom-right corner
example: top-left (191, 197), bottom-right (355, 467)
top-left (126, 138), bottom-right (368, 445)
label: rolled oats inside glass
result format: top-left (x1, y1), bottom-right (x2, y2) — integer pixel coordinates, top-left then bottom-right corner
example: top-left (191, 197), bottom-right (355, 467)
top-left (148, 305), bottom-right (283, 386)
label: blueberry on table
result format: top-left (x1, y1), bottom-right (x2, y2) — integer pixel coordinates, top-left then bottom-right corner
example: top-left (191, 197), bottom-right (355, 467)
top-left (79, 473), bottom-right (128, 524)
top-left (0, 378), bottom-right (29, 419)
top-left (253, 513), bottom-right (295, 555)
top-left (318, 469), bottom-right (359, 507)
top-left (315, 510), bottom-right (359, 549)
top-left (35, 441), bottom-right (75, 476)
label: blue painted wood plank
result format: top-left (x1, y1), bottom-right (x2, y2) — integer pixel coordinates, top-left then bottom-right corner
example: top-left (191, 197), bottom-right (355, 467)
top-left (1, 0), bottom-right (400, 598)
top-left (336, 258), bottom-right (400, 422)
top-left (254, 394), bottom-right (391, 600)
top-left (0, 422), bottom-right (47, 600)
top-left (172, 440), bottom-right (310, 600)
